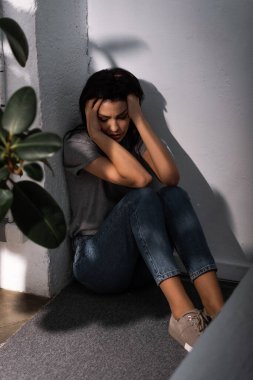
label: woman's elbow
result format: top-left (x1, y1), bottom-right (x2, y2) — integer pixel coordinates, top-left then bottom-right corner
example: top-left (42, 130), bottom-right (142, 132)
top-left (161, 170), bottom-right (180, 187)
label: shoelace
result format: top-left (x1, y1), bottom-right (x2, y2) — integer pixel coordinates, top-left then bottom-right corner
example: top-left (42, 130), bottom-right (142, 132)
top-left (201, 309), bottom-right (212, 325)
top-left (187, 311), bottom-right (207, 333)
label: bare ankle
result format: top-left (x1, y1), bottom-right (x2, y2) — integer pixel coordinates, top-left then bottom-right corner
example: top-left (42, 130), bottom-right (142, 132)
top-left (204, 303), bottom-right (223, 319)
top-left (159, 276), bottom-right (195, 319)
top-left (172, 305), bottom-right (196, 320)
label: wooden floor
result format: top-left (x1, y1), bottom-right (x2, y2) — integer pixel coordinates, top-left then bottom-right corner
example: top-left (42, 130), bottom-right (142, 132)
top-left (0, 288), bottom-right (49, 346)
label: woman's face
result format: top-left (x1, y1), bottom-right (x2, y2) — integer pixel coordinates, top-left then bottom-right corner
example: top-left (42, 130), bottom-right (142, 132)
top-left (97, 100), bottom-right (130, 142)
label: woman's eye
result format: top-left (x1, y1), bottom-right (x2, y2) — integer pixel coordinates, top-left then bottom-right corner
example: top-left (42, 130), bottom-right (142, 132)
top-left (98, 117), bottom-right (108, 122)
top-left (118, 114), bottom-right (128, 120)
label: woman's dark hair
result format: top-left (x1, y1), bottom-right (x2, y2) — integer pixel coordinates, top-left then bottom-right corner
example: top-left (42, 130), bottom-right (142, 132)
top-left (79, 68), bottom-right (144, 148)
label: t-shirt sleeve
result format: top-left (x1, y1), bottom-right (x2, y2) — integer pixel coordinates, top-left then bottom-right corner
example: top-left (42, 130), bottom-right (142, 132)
top-left (63, 131), bottom-right (102, 175)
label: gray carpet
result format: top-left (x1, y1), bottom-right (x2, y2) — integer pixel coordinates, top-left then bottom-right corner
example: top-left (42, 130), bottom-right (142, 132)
top-left (0, 279), bottom-right (236, 380)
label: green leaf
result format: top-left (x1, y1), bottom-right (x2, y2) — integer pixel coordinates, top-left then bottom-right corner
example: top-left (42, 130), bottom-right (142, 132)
top-left (2, 87), bottom-right (36, 135)
top-left (0, 17), bottom-right (28, 67)
top-left (0, 166), bottom-right (9, 181)
top-left (17, 128), bottom-right (42, 139)
top-left (0, 129), bottom-right (7, 143)
top-left (13, 132), bottom-right (62, 161)
top-left (11, 181), bottom-right (66, 248)
top-left (0, 188), bottom-right (13, 221)
top-left (0, 109), bottom-right (7, 141)
top-left (22, 128), bottom-right (42, 137)
top-left (24, 163), bottom-right (44, 181)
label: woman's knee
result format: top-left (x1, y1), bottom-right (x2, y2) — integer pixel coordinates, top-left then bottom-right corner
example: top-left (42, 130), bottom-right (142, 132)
top-left (127, 186), bottom-right (156, 204)
top-left (158, 185), bottom-right (190, 205)
top-left (130, 186), bottom-right (155, 197)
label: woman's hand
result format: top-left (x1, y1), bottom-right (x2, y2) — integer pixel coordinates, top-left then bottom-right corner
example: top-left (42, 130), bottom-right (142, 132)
top-left (85, 98), bottom-right (103, 139)
top-left (84, 96), bottom-right (152, 187)
top-left (127, 94), bottom-right (144, 125)
top-left (127, 95), bottom-right (180, 186)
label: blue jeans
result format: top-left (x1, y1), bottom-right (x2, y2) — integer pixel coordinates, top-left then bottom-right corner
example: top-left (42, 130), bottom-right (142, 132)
top-left (73, 186), bottom-right (217, 294)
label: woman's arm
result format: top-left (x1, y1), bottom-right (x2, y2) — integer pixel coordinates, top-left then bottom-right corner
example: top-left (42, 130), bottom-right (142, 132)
top-left (127, 95), bottom-right (180, 186)
top-left (84, 99), bottom-right (152, 188)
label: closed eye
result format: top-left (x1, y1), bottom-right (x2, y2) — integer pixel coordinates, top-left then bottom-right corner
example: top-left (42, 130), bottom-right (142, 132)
top-left (117, 113), bottom-right (128, 120)
top-left (98, 116), bottom-right (109, 122)
top-left (98, 109), bottom-right (128, 122)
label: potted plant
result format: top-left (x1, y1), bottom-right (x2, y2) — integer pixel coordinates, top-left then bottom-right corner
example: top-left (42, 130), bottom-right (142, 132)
top-left (0, 17), bottom-right (66, 249)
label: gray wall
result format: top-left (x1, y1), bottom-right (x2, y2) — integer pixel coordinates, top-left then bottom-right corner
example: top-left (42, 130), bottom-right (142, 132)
top-left (88, 0), bottom-right (253, 280)
top-left (171, 262), bottom-right (253, 380)
top-left (36, 0), bottom-right (89, 295)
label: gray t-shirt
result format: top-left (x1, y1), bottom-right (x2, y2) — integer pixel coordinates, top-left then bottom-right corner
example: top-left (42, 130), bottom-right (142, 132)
top-left (63, 128), bottom-right (147, 238)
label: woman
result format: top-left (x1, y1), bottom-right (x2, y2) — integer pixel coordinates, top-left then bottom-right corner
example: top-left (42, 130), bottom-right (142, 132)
top-left (63, 68), bottom-right (224, 352)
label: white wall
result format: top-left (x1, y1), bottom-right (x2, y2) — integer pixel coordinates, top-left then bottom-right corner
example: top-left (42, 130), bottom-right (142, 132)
top-left (88, 0), bottom-right (253, 280)
top-left (0, 0), bottom-right (89, 296)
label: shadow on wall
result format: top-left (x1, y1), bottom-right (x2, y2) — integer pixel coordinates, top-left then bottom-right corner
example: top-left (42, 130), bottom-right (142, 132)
top-left (87, 37), bottom-right (248, 277)
top-left (140, 79), bottom-right (247, 270)
top-left (89, 38), bottom-right (148, 70)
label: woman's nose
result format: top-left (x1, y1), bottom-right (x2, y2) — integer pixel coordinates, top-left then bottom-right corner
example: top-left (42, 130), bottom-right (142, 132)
top-left (109, 119), bottom-right (119, 132)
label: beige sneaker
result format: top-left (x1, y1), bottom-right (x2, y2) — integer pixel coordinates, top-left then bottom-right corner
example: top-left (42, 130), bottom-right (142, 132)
top-left (168, 308), bottom-right (208, 352)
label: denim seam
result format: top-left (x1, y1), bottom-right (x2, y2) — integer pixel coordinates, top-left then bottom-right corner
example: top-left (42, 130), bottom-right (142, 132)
top-left (132, 207), bottom-right (181, 283)
top-left (189, 263), bottom-right (217, 281)
top-left (155, 269), bottom-right (182, 285)
top-left (132, 209), bottom-right (161, 277)
top-left (73, 243), bottom-right (82, 266)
